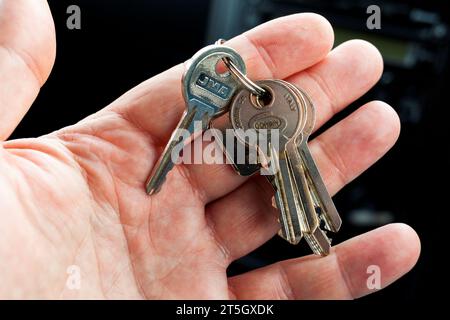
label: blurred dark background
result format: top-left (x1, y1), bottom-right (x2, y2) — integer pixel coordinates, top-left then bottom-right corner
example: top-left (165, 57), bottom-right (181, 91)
top-left (12, 0), bottom-right (449, 301)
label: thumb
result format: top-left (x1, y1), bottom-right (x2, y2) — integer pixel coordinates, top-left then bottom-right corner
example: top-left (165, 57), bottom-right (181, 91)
top-left (0, 0), bottom-right (56, 140)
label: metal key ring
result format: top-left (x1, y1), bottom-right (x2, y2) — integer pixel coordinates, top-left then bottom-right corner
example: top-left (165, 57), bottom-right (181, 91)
top-left (215, 39), bottom-right (269, 98)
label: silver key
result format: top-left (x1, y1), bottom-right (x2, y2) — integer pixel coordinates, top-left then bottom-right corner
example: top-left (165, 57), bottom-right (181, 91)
top-left (229, 79), bottom-right (307, 245)
top-left (287, 83), bottom-right (342, 232)
top-left (211, 100), bottom-right (298, 244)
top-left (145, 45), bottom-right (246, 195)
top-left (213, 79), bottom-right (342, 255)
top-left (212, 107), bottom-right (300, 242)
top-left (281, 81), bottom-right (341, 255)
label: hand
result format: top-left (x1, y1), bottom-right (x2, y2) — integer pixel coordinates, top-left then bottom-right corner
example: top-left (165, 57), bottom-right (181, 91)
top-left (0, 0), bottom-right (420, 299)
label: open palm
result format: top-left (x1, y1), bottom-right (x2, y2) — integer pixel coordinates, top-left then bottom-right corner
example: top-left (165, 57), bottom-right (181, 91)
top-left (0, 0), bottom-right (420, 299)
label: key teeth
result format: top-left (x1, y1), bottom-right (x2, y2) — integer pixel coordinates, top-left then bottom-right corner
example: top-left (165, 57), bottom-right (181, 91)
top-left (316, 206), bottom-right (342, 233)
top-left (304, 228), bottom-right (331, 256)
top-left (316, 209), bottom-right (341, 233)
top-left (278, 230), bottom-right (302, 245)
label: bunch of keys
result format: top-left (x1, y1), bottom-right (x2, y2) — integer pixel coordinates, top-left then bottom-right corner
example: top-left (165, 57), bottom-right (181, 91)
top-left (145, 42), bottom-right (342, 256)
top-left (211, 80), bottom-right (342, 255)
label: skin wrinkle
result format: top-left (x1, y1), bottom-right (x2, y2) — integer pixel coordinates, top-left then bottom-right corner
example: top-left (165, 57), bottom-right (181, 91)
top-left (0, 0), bottom-right (57, 84)
top-left (302, 68), bottom-right (338, 120)
top-left (205, 213), bottom-right (232, 265)
top-left (96, 237), bottom-right (137, 298)
top-left (145, 196), bottom-right (167, 258)
top-left (185, 140), bottom-right (245, 203)
top-left (313, 136), bottom-right (348, 192)
top-left (332, 248), bottom-right (357, 299)
top-left (5, 148), bottom-right (60, 179)
top-left (148, 200), bottom-right (207, 255)
top-left (88, 221), bottom-right (108, 299)
top-left (16, 157), bottom-right (94, 264)
top-left (71, 147), bottom-right (143, 299)
top-left (242, 33), bottom-right (276, 80)
top-left (277, 262), bottom-right (296, 300)
top-left (103, 173), bottom-right (148, 299)
top-left (108, 108), bottom-right (158, 151)
top-left (115, 212), bottom-right (153, 299)
top-left (58, 230), bottom-right (91, 299)
top-left (176, 164), bottom-right (209, 205)
top-left (89, 208), bottom-right (134, 296)
top-left (65, 149), bottom-right (110, 210)
top-left (141, 227), bottom-right (207, 299)
top-left (9, 44), bottom-right (45, 85)
top-left (227, 285), bottom-right (238, 300)
top-left (57, 131), bottom-right (121, 210)
top-left (0, 48), bottom-right (40, 141)
top-left (125, 227), bottom-right (150, 299)
top-left (1, 44), bottom-right (43, 85)
top-left (96, 154), bottom-right (143, 299)
top-left (4, 154), bottom-right (64, 246)
top-left (52, 130), bottom-right (145, 299)
top-left (53, 134), bottom-right (94, 185)
top-left (205, 177), bottom-right (278, 264)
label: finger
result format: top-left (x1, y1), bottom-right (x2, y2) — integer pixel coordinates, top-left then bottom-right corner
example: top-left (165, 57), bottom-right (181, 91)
top-left (228, 223), bottom-right (421, 299)
top-left (206, 101), bottom-right (400, 262)
top-left (287, 39), bottom-right (384, 130)
top-left (107, 13), bottom-right (334, 143)
top-left (189, 39), bottom-right (383, 202)
top-left (0, 0), bottom-right (56, 140)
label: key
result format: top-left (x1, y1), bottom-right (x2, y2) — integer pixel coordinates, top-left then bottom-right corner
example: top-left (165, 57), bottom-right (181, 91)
top-left (212, 112), bottom-right (301, 243)
top-left (284, 82), bottom-right (342, 232)
top-left (212, 113), bottom-right (298, 242)
top-left (280, 81), bottom-right (342, 255)
top-left (268, 143), bottom-right (303, 244)
top-left (287, 137), bottom-right (332, 255)
top-left (229, 79), bottom-right (307, 244)
top-left (264, 81), bottom-right (329, 251)
top-left (212, 78), bottom-right (342, 255)
top-left (145, 45), bottom-right (247, 195)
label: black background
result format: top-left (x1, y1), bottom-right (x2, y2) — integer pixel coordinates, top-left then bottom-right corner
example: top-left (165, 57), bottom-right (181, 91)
top-left (10, 0), bottom-right (449, 301)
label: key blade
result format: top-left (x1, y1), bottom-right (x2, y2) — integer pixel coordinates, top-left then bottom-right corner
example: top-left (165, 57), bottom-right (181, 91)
top-left (299, 141), bottom-right (342, 232)
top-left (269, 144), bottom-right (302, 245)
top-left (274, 189), bottom-right (299, 245)
top-left (267, 174), bottom-right (293, 242)
top-left (145, 107), bottom-right (208, 195)
top-left (286, 140), bottom-right (320, 234)
top-left (304, 228), bottom-right (331, 256)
